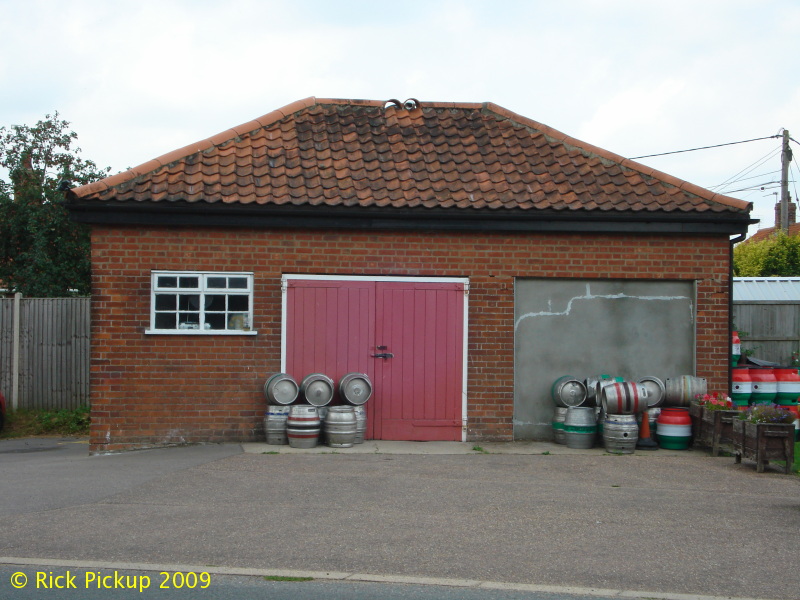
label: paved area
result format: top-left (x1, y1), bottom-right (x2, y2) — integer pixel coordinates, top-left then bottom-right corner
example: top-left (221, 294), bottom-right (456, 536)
top-left (1, 437), bottom-right (798, 600)
top-left (241, 439), bottom-right (694, 456)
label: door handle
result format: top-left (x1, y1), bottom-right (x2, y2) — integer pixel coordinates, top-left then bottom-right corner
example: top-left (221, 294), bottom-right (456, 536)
top-left (371, 352), bottom-right (394, 359)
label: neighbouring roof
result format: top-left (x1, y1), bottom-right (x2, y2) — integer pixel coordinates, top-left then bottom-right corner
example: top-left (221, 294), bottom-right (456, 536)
top-left (733, 277), bottom-right (800, 302)
top-left (66, 97), bottom-right (754, 234)
top-left (746, 223), bottom-right (800, 243)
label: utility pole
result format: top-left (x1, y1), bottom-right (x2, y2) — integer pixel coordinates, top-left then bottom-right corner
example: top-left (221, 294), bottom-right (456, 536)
top-left (780, 129), bottom-right (791, 233)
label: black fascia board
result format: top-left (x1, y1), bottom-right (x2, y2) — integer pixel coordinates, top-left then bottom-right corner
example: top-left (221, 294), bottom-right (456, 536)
top-left (65, 199), bottom-right (755, 235)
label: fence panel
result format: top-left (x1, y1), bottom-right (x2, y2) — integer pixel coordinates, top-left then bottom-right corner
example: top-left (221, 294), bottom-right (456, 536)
top-left (0, 296), bottom-right (90, 411)
top-left (0, 299), bottom-right (13, 404)
top-left (733, 302), bottom-right (800, 366)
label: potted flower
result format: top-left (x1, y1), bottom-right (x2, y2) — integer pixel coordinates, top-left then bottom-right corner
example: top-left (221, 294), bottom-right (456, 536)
top-left (733, 405), bottom-right (795, 473)
top-left (690, 393), bottom-right (734, 450)
top-left (696, 393), bottom-right (739, 456)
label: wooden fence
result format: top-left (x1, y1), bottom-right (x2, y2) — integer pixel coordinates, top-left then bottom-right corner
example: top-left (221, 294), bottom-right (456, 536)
top-left (732, 301), bottom-right (800, 366)
top-left (0, 294), bottom-right (90, 411)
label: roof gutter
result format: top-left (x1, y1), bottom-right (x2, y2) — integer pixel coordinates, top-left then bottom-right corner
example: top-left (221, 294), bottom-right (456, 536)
top-left (64, 195), bottom-right (755, 236)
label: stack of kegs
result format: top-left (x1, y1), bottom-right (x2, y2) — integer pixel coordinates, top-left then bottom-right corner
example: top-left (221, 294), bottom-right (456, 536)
top-left (263, 371), bottom-right (372, 448)
top-left (599, 381), bottom-right (650, 454)
top-left (263, 374), bottom-right (299, 444)
top-left (551, 373), bottom-right (668, 452)
top-left (732, 366), bottom-right (800, 440)
top-left (340, 372), bottom-right (372, 444)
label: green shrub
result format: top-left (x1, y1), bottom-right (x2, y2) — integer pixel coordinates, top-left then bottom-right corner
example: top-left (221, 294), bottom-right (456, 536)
top-left (734, 232), bottom-right (800, 276)
top-left (1, 405), bottom-right (90, 437)
top-left (34, 405), bottom-right (91, 434)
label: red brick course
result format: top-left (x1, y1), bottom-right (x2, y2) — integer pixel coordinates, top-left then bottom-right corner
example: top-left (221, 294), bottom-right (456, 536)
top-left (88, 226), bottom-right (731, 452)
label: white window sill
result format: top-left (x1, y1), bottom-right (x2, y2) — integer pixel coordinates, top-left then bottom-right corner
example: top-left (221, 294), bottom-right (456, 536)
top-left (144, 329), bottom-right (258, 336)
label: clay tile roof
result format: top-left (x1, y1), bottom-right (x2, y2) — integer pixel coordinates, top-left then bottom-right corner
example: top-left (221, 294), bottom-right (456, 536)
top-left (746, 223), bottom-right (800, 243)
top-left (70, 97), bottom-right (752, 216)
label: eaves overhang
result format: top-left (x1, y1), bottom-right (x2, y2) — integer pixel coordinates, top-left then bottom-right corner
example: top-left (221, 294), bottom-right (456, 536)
top-left (65, 198), bottom-right (756, 236)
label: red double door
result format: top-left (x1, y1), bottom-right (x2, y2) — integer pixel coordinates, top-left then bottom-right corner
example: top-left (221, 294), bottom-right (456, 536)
top-left (284, 278), bottom-right (466, 441)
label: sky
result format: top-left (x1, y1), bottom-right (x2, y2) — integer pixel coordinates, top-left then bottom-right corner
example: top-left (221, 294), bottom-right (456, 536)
top-left (2, 0), bottom-right (799, 234)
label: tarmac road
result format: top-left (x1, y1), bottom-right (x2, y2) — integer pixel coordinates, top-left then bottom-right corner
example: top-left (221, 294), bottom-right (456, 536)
top-left (0, 564), bottom-right (651, 600)
top-left (0, 437), bottom-right (798, 600)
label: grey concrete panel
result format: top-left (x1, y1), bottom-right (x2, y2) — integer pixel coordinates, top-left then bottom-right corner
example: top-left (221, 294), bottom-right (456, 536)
top-left (514, 279), bottom-right (695, 439)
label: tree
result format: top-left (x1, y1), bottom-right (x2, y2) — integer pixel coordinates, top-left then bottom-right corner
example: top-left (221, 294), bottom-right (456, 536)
top-left (0, 113), bottom-right (110, 296)
top-left (733, 232), bottom-right (800, 277)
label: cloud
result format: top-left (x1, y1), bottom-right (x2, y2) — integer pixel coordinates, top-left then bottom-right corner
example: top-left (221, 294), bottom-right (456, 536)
top-left (2, 0), bottom-right (798, 232)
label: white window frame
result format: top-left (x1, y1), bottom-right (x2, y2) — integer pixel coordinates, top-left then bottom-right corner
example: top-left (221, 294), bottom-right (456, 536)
top-left (146, 270), bottom-right (257, 335)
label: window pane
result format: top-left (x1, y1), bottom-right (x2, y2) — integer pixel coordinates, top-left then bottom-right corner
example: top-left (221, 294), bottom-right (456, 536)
top-left (228, 295), bottom-right (249, 311)
top-left (205, 295), bottom-right (226, 311)
top-left (229, 277), bottom-right (248, 289)
top-left (155, 294), bottom-right (177, 310)
top-left (206, 313), bottom-right (226, 330)
top-left (178, 313), bottom-right (200, 329)
top-left (155, 313), bottom-right (176, 329)
top-left (179, 294), bottom-right (200, 310)
top-left (207, 277), bottom-right (227, 289)
top-left (157, 276), bottom-right (177, 288)
top-left (227, 313), bottom-right (248, 330)
top-left (178, 276), bottom-right (199, 289)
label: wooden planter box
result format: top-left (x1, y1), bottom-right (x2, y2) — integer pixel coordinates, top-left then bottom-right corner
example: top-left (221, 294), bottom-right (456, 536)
top-left (689, 402), bottom-right (705, 447)
top-left (702, 409), bottom-right (740, 457)
top-left (733, 420), bottom-right (795, 474)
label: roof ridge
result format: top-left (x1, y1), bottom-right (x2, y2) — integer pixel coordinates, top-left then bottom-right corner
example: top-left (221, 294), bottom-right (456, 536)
top-left (482, 103), bottom-right (752, 213)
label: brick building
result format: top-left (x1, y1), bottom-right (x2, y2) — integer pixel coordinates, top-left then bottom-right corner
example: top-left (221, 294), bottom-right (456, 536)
top-left (66, 98), bottom-right (754, 452)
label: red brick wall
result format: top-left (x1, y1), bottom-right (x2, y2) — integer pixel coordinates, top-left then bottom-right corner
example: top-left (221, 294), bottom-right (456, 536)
top-left (88, 227), bottom-right (731, 451)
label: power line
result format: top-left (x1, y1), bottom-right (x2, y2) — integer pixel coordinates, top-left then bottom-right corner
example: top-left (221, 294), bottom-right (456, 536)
top-left (721, 180), bottom-right (784, 195)
top-left (706, 169), bottom-right (780, 190)
top-left (710, 146), bottom-right (782, 193)
top-left (629, 135), bottom-right (780, 160)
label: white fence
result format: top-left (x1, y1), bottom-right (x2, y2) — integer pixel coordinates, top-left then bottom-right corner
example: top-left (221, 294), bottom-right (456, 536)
top-left (0, 294), bottom-right (90, 411)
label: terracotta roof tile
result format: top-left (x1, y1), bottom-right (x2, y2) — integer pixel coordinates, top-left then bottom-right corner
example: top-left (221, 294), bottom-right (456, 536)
top-left (70, 97), bottom-right (752, 217)
top-left (746, 223), bottom-right (800, 242)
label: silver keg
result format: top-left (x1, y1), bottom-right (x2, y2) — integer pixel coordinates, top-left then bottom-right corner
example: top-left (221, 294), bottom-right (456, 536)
top-left (552, 407), bottom-right (568, 444)
top-left (339, 373), bottom-right (373, 405)
top-left (602, 414), bottom-right (638, 454)
top-left (264, 405), bottom-right (290, 445)
top-left (263, 373), bottom-right (299, 405)
top-left (324, 406), bottom-right (358, 448)
top-left (563, 406), bottom-right (597, 449)
top-left (353, 405), bottom-right (367, 444)
top-left (300, 373), bottom-right (335, 407)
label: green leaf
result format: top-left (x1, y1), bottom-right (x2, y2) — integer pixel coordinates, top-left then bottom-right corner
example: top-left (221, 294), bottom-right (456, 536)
top-left (0, 113), bottom-right (110, 296)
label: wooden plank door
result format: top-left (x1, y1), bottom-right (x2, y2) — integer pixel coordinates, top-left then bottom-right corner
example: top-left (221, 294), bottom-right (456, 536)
top-left (285, 278), bottom-right (465, 441)
top-left (285, 277), bottom-right (375, 385)
top-left (373, 282), bottom-right (465, 441)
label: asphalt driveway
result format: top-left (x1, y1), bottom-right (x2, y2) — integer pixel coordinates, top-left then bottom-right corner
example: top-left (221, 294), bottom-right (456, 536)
top-left (0, 438), bottom-right (798, 600)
